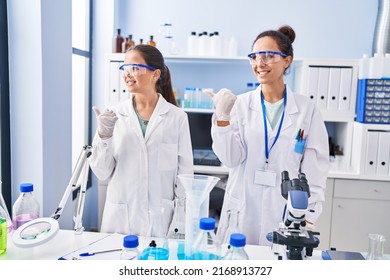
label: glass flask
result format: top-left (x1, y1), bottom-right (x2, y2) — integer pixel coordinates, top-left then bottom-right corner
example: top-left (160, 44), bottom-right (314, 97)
top-left (139, 207), bottom-right (169, 260)
top-left (222, 209), bottom-right (240, 246)
top-left (191, 217), bottom-right (221, 260)
top-left (0, 181), bottom-right (14, 234)
top-left (167, 197), bottom-right (186, 260)
top-left (366, 233), bottom-right (386, 260)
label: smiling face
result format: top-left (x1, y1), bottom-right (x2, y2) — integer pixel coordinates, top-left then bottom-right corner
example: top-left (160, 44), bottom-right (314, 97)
top-left (122, 50), bottom-right (160, 94)
top-left (251, 36), bottom-right (291, 87)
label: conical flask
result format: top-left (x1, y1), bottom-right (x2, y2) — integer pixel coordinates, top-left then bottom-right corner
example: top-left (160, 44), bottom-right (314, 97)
top-left (0, 181), bottom-right (14, 234)
top-left (139, 207), bottom-right (169, 260)
top-left (221, 209), bottom-right (240, 255)
top-left (177, 174), bottom-right (220, 259)
top-left (366, 233), bottom-right (386, 260)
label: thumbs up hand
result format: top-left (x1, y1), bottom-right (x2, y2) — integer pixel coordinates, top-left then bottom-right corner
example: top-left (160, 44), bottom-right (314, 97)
top-left (93, 106), bottom-right (118, 139)
top-left (204, 88), bottom-right (237, 121)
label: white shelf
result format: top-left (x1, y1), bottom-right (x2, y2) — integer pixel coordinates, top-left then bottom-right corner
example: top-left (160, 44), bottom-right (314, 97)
top-left (183, 108), bottom-right (214, 113)
top-left (106, 53), bottom-right (248, 62)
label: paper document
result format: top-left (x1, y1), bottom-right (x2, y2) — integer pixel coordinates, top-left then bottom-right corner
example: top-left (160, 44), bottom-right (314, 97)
top-left (59, 232), bottom-right (125, 260)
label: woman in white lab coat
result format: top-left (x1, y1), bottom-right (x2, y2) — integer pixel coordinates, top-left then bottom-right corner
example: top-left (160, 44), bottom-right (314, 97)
top-left (209, 25), bottom-right (329, 245)
top-left (89, 45), bottom-right (193, 236)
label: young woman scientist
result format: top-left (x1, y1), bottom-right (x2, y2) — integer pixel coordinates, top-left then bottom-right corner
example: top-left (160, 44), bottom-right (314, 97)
top-left (89, 45), bottom-right (193, 236)
top-left (208, 25), bottom-right (329, 245)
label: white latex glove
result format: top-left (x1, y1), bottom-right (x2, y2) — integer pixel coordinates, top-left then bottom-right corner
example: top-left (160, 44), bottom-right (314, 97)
top-left (93, 106), bottom-right (118, 140)
top-left (205, 88), bottom-right (237, 121)
top-left (305, 221), bottom-right (315, 231)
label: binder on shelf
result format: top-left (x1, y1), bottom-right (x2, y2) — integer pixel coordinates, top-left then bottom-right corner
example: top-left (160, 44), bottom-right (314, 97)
top-left (109, 61), bottom-right (121, 105)
top-left (327, 67), bottom-right (341, 110)
top-left (316, 67), bottom-right (329, 110)
top-left (365, 131), bottom-right (379, 175)
top-left (119, 78), bottom-right (130, 102)
top-left (376, 131), bottom-right (390, 176)
top-left (307, 66), bottom-right (319, 102)
top-left (338, 68), bottom-right (353, 111)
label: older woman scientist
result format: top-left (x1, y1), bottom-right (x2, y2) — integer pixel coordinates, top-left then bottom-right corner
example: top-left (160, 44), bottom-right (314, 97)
top-left (207, 25), bottom-right (329, 245)
top-left (89, 45), bottom-right (193, 236)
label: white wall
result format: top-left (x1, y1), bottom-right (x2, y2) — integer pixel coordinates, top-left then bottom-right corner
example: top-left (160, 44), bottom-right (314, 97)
top-left (118, 0), bottom-right (377, 59)
top-left (8, 0), bottom-right (73, 229)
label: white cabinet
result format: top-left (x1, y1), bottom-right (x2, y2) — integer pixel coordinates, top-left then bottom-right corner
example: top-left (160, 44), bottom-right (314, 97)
top-left (315, 178), bottom-right (334, 250)
top-left (294, 59), bottom-right (359, 121)
top-left (351, 122), bottom-right (390, 179)
top-left (330, 179), bottom-right (390, 254)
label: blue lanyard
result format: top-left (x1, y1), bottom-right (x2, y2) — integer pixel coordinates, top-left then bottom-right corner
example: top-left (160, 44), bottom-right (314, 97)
top-left (261, 86), bottom-right (287, 163)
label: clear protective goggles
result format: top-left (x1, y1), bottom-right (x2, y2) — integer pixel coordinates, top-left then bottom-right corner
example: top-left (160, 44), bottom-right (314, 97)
top-left (119, 63), bottom-right (156, 77)
top-left (247, 51), bottom-right (287, 65)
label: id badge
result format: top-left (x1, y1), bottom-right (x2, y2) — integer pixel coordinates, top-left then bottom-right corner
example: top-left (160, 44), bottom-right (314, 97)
top-left (254, 168), bottom-right (277, 187)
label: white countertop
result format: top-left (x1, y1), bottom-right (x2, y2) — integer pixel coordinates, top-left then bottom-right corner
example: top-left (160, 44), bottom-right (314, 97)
top-left (0, 229), bottom-right (323, 260)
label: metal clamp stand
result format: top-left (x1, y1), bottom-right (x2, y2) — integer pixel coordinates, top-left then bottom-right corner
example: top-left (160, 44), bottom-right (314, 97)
top-left (51, 145), bottom-right (92, 233)
top-left (12, 145), bottom-right (92, 247)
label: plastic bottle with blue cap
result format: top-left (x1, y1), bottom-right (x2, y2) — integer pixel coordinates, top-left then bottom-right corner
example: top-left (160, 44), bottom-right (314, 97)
top-left (191, 217), bottom-right (221, 260)
top-left (120, 235), bottom-right (140, 260)
top-left (223, 233), bottom-right (250, 260)
top-left (12, 183), bottom-right (40, 230)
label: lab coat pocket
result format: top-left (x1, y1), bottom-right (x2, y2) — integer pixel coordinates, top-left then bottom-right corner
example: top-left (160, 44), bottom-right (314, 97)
top-left (158, 143), bottom-right (178, 171)
top-left (291, 139), bottom-right (304, 166)
top-left (100, 201), bottom-right (130, 234)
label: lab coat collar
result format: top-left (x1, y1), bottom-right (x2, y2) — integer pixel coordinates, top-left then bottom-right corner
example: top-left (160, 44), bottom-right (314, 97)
top-left (248, 85), bottom-right (298, 132)
top-left (144, 94), bottom-right (170, 141)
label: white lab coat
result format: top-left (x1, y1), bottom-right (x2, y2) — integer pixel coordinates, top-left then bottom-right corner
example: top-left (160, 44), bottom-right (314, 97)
top-left (212, 85), bottom-right (329, 246)
top-left (89, 94), bottom-right (193, 236)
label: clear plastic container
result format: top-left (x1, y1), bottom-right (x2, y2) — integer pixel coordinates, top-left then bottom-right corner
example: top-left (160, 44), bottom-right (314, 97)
top-left (187, 31), bottom-right (199, 56)
top-left (12, 183), bottom-right (40, 230)
top-left (223, 233), bottom-right (249, 260)
top-left (120, 235), bottom-right (140, 260)
top-left (191, 217), bottom-right (221, 260)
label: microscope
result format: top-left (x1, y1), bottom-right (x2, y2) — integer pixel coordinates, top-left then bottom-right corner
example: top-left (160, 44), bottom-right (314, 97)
top-left (271, 171), bottom-right (320, 260)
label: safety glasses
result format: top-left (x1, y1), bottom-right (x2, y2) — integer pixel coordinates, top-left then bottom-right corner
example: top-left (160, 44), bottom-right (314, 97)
top-left (247, 51), bottom-right (287, 65)
top-left (119, 63), bottom-right (156, 77)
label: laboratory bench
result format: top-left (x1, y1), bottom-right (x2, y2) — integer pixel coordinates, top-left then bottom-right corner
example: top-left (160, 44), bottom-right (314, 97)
top-left (0, 229), bottom-right (324, 260)
top-left (195, 164), bottom-right (390, 254)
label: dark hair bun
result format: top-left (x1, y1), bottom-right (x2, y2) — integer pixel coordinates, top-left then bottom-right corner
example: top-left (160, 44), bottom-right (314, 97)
top-left (278, 25), bottom-right (296, 44)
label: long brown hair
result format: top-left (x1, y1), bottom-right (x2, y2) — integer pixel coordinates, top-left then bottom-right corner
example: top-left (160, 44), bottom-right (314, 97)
top-left (127, 45), bottom-right (178, 106)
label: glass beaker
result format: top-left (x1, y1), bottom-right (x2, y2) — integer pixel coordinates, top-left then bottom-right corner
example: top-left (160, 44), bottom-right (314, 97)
top-left (0, 181), bottom-right (14, 234)
top-left (366, 233), bottom-right (386, 260)
top-left (167, 197), bottom-right (186, 260)
top-left (177, 174), bottom-right (220, 259)
top-left (139, 207), bottom-right (169, 260)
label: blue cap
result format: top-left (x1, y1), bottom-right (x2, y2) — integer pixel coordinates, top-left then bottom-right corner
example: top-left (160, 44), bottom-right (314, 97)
top-left (230, 233), bottom-right (246, 247)
top-left (20, 183), bottom-right (33, 193)
top-left (123, 235), bottom-right (139, 248)
top-left (199, 217), bottom-right (215, 230)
